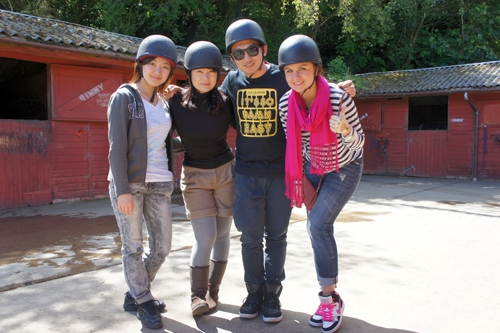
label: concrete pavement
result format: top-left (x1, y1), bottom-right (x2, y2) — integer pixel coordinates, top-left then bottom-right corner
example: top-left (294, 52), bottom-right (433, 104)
top-left (0, 175), bottom-right (499, 333)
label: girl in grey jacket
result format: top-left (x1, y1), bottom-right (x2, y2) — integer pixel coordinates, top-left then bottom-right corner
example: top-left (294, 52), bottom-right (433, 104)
top-left (107, 35), bottom-right (177, 330)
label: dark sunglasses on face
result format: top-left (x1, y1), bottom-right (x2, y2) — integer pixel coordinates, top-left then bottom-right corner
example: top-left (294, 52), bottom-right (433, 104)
top-left (231, 45), bottom-right (260, 61)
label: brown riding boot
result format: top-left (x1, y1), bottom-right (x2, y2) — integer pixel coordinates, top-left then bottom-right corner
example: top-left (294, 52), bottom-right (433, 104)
top-left (206, 260), bottom-right (228, 313)
top-left (190, 266), bottom-right (210, 316)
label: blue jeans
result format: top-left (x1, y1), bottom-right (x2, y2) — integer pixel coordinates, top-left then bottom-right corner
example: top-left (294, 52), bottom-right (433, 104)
top-left (109, 180), bottom-right (173, 304)
top-left (305, 158), bottom-right (363, 287)
top-left (232, 173), bottom-right (292, 285)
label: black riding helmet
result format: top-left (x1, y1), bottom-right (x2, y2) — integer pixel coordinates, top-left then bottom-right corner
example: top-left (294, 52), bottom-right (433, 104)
top-left (278, 34), bottom-right (322, 72)
top-left (136, 35), bottom-right (177, 102)
top-left (225, 19), bottom-right (266, 53)
top-left (184, 41), bottom-right (222, 71)
top-left (136, 35), bottom-right (178, 69)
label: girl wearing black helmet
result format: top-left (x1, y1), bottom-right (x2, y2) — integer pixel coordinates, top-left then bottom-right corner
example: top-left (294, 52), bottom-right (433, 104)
top-left (107, 34), bottom-right (178, 330)
top-left (278, 34), bottom-right (365, 333)
top-left (221, 19), bottom-right (358, 325)
top-left (168, 41), bottom-right (235, 316)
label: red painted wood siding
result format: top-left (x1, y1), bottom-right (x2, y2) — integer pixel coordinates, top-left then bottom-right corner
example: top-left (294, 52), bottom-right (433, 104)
top-left (0, 120), bottom-right (51, 208)
top-left (50, 121), bottom-right (109, 201)
top-left (406, 131), bottom-right (447, 177)
top-left (478, 100), bottom-right (500, 179)
top-left (361, 99), bottom-right (407, 175)
top-left (51, 65), bottom-right (122, 122)
top-left (356, 101), bottom-right (382, 131)
top-left (357, 92), bottom-right (500, 180)
top-left (446, 95), bottom-right (474, 178)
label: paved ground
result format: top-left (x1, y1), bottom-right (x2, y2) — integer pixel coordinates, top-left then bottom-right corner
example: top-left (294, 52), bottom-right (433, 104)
top-left (0, 175), bottom-right (499, 333)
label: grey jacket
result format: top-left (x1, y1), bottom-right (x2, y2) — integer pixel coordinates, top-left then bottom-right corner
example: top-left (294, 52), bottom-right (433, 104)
top-left (107, 84), bottom-right (174, 196)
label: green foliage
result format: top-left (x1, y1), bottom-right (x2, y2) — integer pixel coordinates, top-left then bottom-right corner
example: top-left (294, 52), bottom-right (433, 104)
top-left (384, 0), bottom-right (500, 69)
top-left (3, 0), bottom-right (499, 73)
top-left (335, 0), bottom-right (392, 73)
top-left (282, 0), bottom-right (320, 28)
top-left (95, 0), bottom-right (218, 43)
top-left (325, 56), bottom-right (366, 89)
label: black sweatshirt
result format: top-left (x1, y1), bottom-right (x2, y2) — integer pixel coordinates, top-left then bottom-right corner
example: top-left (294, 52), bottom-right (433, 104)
top-left (169, 91), bottom-right (235, 169)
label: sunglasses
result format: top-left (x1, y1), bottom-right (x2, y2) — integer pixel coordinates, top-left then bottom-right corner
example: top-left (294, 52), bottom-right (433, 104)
top-left (231, 45), bottom-right (260, 61)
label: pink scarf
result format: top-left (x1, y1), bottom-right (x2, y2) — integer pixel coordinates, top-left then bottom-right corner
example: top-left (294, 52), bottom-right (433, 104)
top-left (285, 75), bottom-right (338, 208)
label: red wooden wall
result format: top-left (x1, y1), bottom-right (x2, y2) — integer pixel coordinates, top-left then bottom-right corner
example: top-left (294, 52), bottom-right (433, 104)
top-left (356, 91), bottom-right (500, 180)
top-left (48, 65), bottom-right (123, 202)
top-left (446, 94), bottom-right (474, 177)
top-left (0, 120), bottom-right (52, 208)
top-left (50, 121), bottom-right (109, 201)
top-left (477, 96), bottom-right (500, 178)
top-left (359, 99), bottom-right (407, 175)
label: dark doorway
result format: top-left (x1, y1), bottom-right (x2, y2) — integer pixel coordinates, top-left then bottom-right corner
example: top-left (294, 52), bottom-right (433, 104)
top-left (408, 95), bottom-right (448, 130)
top-left (0, 57), bottom-right (48, 120)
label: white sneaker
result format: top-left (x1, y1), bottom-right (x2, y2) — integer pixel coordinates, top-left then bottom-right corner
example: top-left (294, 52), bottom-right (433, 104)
top-left (309, 291), bottom-right (345, 333)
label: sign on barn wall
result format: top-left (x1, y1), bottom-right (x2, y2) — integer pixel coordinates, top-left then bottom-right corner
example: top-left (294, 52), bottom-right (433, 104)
top-left (51, 65), bottom-right (122, 121)
top-left (355, 101), bottom-right (382, 131)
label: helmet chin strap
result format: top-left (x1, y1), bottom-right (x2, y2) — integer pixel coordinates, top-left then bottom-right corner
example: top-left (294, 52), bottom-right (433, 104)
top-left (300, 75), bottom-right (317, 100)
top-left (150, 87), bottom-right (156, 103)
top-left (300, 66), bottom-right (321, 102)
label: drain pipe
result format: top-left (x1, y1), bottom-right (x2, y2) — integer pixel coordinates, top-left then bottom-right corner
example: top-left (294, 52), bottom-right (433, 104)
top-left (463, 92), bottom-right (479, 181)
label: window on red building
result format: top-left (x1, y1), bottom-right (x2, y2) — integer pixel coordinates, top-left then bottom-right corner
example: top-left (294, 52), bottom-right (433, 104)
top-left (0, 57), bottom-right (48, 120)
top-left (408, 95), bottom-right (448, 130)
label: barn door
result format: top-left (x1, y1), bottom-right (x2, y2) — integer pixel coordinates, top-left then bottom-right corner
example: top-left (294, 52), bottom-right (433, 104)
top-left (405, 95), bottom-right (448, 178)
top-left (0, 120), bottom-right (52, 208)
top-left (405, 131), bottom-right (447, 178)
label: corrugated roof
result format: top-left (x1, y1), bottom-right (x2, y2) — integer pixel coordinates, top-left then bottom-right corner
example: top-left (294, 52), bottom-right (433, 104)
top-left (0, 9), bottom-right (236, 71)
top-left (355, 61), bottom-right (500, 96)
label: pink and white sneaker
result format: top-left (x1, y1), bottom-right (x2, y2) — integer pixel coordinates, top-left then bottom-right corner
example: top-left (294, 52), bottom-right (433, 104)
top-left (309, 291), bottom-right (345, 333)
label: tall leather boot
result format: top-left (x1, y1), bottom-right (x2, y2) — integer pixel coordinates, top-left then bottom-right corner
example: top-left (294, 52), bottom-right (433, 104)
top-left (206, 260), bottom-right (228, 313)
top-left (190, 266), bottom-right (210, 316)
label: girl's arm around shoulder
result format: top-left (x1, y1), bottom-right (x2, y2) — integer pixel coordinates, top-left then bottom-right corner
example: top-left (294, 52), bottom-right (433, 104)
top-left (224, 98), bottom-right (237, 129)
top-left (219, 72), bottom-right (234, 96)
top-left (173, 136), bottom-right (184, 153)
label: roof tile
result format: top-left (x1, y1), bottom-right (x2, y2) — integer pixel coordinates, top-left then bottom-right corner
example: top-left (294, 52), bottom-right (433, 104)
top-left (0, 9), bottom-right (236, 71)
top-left (356, 61), bottom-right (500, 96)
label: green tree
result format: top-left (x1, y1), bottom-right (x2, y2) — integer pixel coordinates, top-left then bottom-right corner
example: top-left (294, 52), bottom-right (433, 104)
top-left (385, 0), bottom-right (500, 70)
top-left (414, 1), bottom-right (500, 67)
top-left (0, 0), bottom-right (100, 25)
top-left (3, 0), bottom-right (499, 73)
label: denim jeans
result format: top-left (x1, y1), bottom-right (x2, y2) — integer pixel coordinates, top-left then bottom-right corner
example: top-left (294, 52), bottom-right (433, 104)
top-left (232, 173), bottom-right (292, 285)
top-left (109, 180), bottom-right (173, 304)
top-left (305, 158), bottom-right (363, 287)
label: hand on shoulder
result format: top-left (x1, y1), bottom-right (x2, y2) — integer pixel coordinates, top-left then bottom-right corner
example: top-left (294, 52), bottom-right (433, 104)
top-left (164, 84), bottom-right (183, 100)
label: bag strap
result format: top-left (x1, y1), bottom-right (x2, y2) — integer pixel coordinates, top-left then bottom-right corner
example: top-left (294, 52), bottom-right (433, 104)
top-left (316, 176), bottom-right (324, 193)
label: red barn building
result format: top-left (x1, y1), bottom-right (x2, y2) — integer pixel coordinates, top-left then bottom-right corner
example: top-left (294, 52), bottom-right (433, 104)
top-left (0, 10), bottom-right (236, 209)
top-left (354, 62), bottom-right (500, 180)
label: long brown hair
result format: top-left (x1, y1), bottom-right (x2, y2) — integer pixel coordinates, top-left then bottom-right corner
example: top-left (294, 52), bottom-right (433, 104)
top-left (129, 57), bottom-right (173, 95)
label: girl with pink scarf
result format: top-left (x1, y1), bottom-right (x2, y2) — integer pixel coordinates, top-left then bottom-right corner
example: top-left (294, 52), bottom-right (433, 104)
top-left (278, 35), bottom-right (364, 333)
